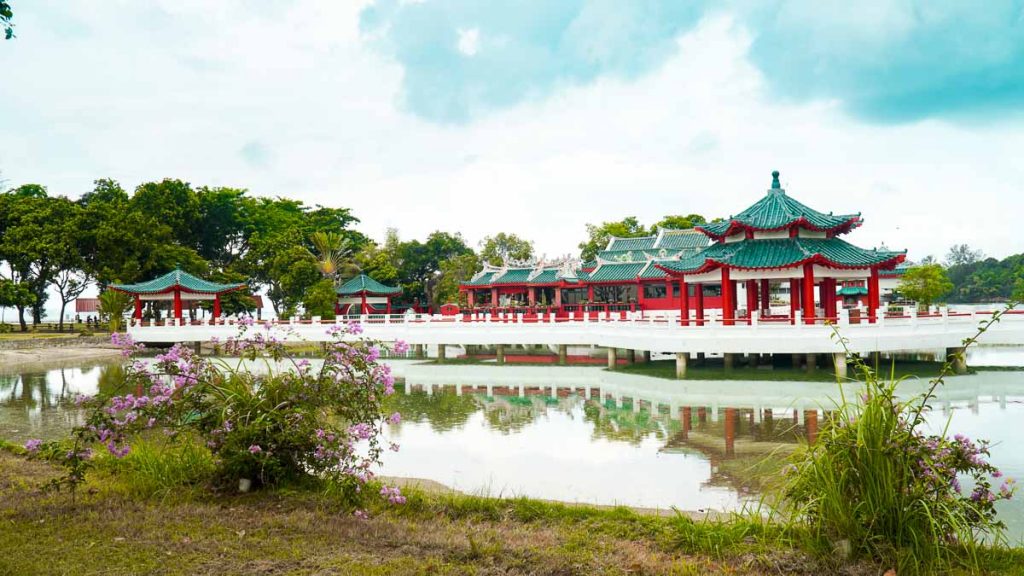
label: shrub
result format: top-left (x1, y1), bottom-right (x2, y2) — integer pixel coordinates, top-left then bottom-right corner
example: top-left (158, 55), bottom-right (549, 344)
top-left (25, 320), bottom-right (411, 509)
top-left (780, 308), bottom-right (1017, 574)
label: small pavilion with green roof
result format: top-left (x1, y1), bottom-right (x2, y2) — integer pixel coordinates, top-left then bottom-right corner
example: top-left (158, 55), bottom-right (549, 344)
top-left (109, 267), bottom-right (247, 323)
top-left (656, 171), bottom-right (905, 325)
top-left (336, 274), bottom-right (402, 315)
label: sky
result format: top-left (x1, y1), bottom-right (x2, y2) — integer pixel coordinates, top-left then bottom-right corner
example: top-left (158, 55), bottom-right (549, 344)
top-left (3, 0), bottom-right (1024, 290)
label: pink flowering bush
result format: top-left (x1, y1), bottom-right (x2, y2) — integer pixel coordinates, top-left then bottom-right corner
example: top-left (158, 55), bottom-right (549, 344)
top-left (782, 309), bottom-right (1017, 574)
top-left (27, 322), bottom-right (410, 506)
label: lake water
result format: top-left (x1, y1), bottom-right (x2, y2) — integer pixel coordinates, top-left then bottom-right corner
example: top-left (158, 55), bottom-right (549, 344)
top-left (2, 348), bottom-right (1022, 541)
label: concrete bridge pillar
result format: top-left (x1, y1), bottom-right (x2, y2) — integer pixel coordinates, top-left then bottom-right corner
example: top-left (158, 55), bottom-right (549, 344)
top-left (947, 346), bottom-right (968, 374)
top-left (437, 344), bottom-right (446, 363)
top-left (805, 353), bottom-right (817, 372)
top-left (607, 347), bottom-right (617, 370)
top-left (696, 352), bottom-right (706, 366)
top-left (833, 352), bottom-right (848, 379)
top-left (496, 344), bottom-right (506, 365)
top-left (625, 349), bottom-right (636, 364)
top-left (723, 353), bottom-right (736, 371)
top-left (675, 352), bottom-right (688, 379)
top-left (558, 344), bottom-right (567, 366)
top-left (414, 344), bottom-right (424, 359)
top-left (636, 350), bottom-right (650, 364)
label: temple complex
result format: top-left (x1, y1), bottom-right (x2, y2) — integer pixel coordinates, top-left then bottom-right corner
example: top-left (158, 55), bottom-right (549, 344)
top-left (460, 171), bottom-right (906, 324)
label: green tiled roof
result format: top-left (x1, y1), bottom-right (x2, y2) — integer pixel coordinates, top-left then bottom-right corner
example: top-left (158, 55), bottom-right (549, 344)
top-left (337, 274), bottom-right (401, 295)
top-left (697, 172), bottom-right (861, 239)
top-left (837, 286), bottom-right (868, 296)
top-left (639, 261), bottom-right (672, 279)
top-left (110, 268), bottom-right (245, 295)
top-left (491, 268), bottom-right (532, 284)
top-left (464, 271), bottom-right (495, 286)
top-left (528, 269), bottom-right (560, 284)
top-left (657, 230), bottom-right (710, 250)
top-left (606, 236), bottom-right (657, 251)
top-left (656, 238), bottom-right (905, 274)
top-left (587, 262), bottom-right (645, 282)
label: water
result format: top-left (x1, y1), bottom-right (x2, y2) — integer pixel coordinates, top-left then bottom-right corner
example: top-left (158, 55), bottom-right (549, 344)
top-left (2, 349), bottom-right (1022, 540)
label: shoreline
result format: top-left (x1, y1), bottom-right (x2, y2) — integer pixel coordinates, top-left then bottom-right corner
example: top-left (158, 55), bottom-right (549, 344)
top-left (0, 346), bottom-right (123, 370)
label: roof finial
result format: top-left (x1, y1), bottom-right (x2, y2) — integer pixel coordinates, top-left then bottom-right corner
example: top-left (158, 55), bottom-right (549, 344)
top-left (771, 170), bottom-right (781, 190)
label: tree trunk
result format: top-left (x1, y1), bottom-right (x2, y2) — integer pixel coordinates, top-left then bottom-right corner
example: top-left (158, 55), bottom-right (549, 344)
top-left (59, 301), bottom-right (68, 331)
top-left (16, 305), bottom-right (27, 332)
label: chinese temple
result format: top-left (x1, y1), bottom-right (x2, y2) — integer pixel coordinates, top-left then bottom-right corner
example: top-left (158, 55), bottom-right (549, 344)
top-left (459, 171), bottom-right (906, 324)
top-left (110, 267), bottom-right (247, 322)
top-left (335, 273), bottom-right (402, 315)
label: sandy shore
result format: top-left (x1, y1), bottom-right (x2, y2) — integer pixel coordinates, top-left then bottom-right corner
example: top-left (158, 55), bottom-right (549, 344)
top-left (0, 347), bottom-right (123, 370)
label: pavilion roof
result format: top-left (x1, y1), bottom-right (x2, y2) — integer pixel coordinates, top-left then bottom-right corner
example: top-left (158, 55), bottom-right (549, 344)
top-left (697, 171), bottom-right (862, 240)
top-left (656, 238), bottom-right (906, 275)
top-left (337, 274), bottom-right (401, 296)
top-left (656, 229), bottom-right (710, 250)
top-left (837, 286), bottom-right (869, 296)
top-left (587, 262), bottom-right (647, 282)
top-left (110, 268), bottom-right (246, 295)
top-left (606, 236), bottom-right (657, 251)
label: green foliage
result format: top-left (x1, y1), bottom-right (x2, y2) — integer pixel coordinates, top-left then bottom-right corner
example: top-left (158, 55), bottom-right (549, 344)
top-left (650, 213), bottom-right (707, 233)
top-left (578, 217), bottom-right (648, 261)
top-left (303, 278), bottom-right (338, 320)
top-left (0, 0), bottom-right (12, 39)
top-left (267, 244), bottom-right (321, 318)
top-left (97, 290), bottom-right (130, 332)
top-left (947, 252), bottom-right (1024, 303)
top-left (0, 279), bottom-right (35, 310)
top-left (395, 231), bottom-right (473, 308)
top-left (308, 231), bottom-right (352, 279)
top-left (899, 263), bottom-right (954, 309)
top-left (781, 315), bottom-right (1017, 574)
top-left (435, 252), bottom-right (481, 306)
top-left (945, 243), bottom-right (984, 267)
top-left (479, 232), bottom-right (533, 266)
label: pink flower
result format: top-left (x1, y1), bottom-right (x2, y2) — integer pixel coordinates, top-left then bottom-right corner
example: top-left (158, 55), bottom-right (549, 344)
top-left (387, 412), bottom-right (401, 425)
top-left (24, 439), bottom-right (42, 454)
top-left (393, 340), bottom-right (410, 355)
top-left (353, 509), bottom-right (370, 520)
top-left (249, 444), bottom-right (262, 454)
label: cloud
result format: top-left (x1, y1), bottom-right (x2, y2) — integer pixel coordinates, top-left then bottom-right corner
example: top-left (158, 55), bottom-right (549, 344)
top-left (239, 141), bottom-right (272, 168)
top-left (361, 0), bottom-right (1024, 124)
top-left (359, 0), bottom-right (706, 123)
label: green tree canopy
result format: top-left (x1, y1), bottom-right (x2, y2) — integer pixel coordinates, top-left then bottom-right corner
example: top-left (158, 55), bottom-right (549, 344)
top-left (898, 264), bottom-right (954, 310)
top-left (650, 214), bottom-right (707, 233)
top-left (479, 232), bottom-right (533, 266)
top-left (578, 217), bottom-right (648, 261)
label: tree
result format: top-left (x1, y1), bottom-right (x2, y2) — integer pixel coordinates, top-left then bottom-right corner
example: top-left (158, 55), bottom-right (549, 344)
top-left (0, 279), bottom-right (35, 331)
top-left (650, 214), bottom-right (707, 233)
top-left (308, 231), bottom-right (352, 280)
top-left (131, 179), bottom-right (202, 248)
top-left (266, 245), bottom-right (321, 318)
top-left (395, 231), bottom-right (473, 309)
top-left (898, 264), bottom-right (953, 310)
top-left (479, 233), bottom-right (533, 266)
top-left (578, 217), bottom-right (648, 261)
top-left (302, 278), bottom-right (337, 320)
top-left (1, 0), bottom-right (12, 39)
top-left (945, 244), bottom-right (985, 268)
top-left (435, 252), bottom-right (481, 306)
top-left (97, 290), bottom-right (130, 333)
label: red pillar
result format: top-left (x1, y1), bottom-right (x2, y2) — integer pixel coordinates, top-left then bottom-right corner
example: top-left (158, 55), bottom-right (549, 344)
top-left (802, 263), bottom-right (815, 325)
top-left (134, 295), bottom-right (142, 320)
top-left (679, 279), bottom-right (689, 326)
top-left (554, 287), bottom-right (562, 309)
top-left (745, 279), bottom-right (757, 325)
top-left (467, 290), bottom-right (475, 308)
top-left (528, 287), bottom-right (536, 307)
top-left (724, 408), bottom-right (737, 457)
top-left (721, 267), bottom-right (734, 326)
top-left (213, 294), bottom-right (221, 320)
top-left (760, 279), bottom-right (770, 312)
top-left (825, 278), bottom-right (837, 320)
top-left (868, 268), bottom-right (880, 323)
top-left (491, 288), bottom-right (498, 308)
top-left (789, 278), bottom-right (800, 324)
top-left (360, 292), bottom-right (367, 314)
top-left (637, 282), bottom-right (645, 311)
top-left (695, 284), bottom-right (705, 326)
top-left (173, 288), bottom-right (183, 321)
top-left (386, 297), bottom-right (392, 315)
top-left (680, 406), bottom-right (691, 440)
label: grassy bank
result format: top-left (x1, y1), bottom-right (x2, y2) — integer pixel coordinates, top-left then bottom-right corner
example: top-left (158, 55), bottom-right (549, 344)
top-left (1, 444), bottom-right (1021, 575)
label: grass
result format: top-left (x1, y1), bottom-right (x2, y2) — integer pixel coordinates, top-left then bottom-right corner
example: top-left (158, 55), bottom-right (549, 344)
top-left (0, 331), bottom-right (104, 341)
top-left (1, 442), bottom-right (1022, 575)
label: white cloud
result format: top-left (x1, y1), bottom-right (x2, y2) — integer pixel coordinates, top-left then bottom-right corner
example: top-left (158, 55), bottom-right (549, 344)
top-left (456, 27), bottom-right (479, 56)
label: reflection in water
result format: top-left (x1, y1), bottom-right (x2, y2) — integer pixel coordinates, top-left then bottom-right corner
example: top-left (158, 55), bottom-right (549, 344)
top-left (2, 356), bottom-right (1023, 539)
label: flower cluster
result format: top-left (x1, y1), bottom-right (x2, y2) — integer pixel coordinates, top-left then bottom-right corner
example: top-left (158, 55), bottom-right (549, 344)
top-left (28, 321), bottom-right (404, 505)
top-left (380, 485), bottom-right (406, 505)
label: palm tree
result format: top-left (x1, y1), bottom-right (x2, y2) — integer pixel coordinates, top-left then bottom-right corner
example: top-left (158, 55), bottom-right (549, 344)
top-left (309, 231), bottom-right (355, 282)
top-left (97, 289), bottom-right (130, 332)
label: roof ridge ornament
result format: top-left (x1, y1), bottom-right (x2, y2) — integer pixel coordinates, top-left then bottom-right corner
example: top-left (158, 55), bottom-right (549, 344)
top-left (771, 170), bottom-right (781, 190)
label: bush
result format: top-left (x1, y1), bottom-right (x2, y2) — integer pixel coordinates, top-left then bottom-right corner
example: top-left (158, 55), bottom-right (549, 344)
top-left (780, 310), bottom-right (1017, 574)
top-left (25, 321), bottom-right (411, 509)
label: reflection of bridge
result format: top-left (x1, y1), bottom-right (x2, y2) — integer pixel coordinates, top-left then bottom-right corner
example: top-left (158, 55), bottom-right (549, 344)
top-left (388, 361), bottom-right (1024, 459)
top-left (129, 309), bottom-right (1024, 378)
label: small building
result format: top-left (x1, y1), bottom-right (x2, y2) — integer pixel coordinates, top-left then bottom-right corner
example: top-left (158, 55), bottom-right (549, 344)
top-left (336, 274), bottom-right (402, 315)
top-left (109, 268), bottom-right (247, 322)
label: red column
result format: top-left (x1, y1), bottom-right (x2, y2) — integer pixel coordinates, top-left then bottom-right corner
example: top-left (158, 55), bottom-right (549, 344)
top-left (721, 267), bottom-right (734, 326)
top-left (360, 292), bottom-right (367, 314)
top-left (724, 407), bottom-right (737, 457)
top-left (868, 268), bottom-right (880, 323)
top-left (173, 289), bottom-right (183, 321)
top-left (213, 295), bottom-right (221, 320)
top-left (695, 284), bottom-right (705, 326)
top-left (802, 263), bottom-right (815, 325)
top-left (554, 287), bottom-right (562, 309)
top-left (680, 279), bottom-right (690, 326)
top-left (760, 279), bottom-right (770, 312)
top-left (789, 278), bottom-right (800, 324)
top-left (745, 280), bottom-right (757, 325)
top-left (467, 290), bottom-right (475, 308)
top-left (134, 295), bottom-right (142, 320)
top-left (386, 297), bottom-right (392, 315)
top-left (528, 287), bottom-right (536, 307)
top-left (680, 406), bottom-right (691, 440)
top-left (825, 278), bottom-right (837, 320)
top-left (491, 288), bottom-right (498, 307)
top-left (637, 282), bottom-right (645, 311)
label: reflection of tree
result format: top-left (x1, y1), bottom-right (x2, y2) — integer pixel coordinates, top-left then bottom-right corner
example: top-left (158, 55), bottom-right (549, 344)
top-left (582, 400), bottom-right (677, 445)
top-left (0, 371), bottom-right (57, 411)
top-left (384, 390), bottom-right (478, 432)
top-left (97, 364), bottom-right (128, 397)
top-left (480, 395), bottom-right (564, 434)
